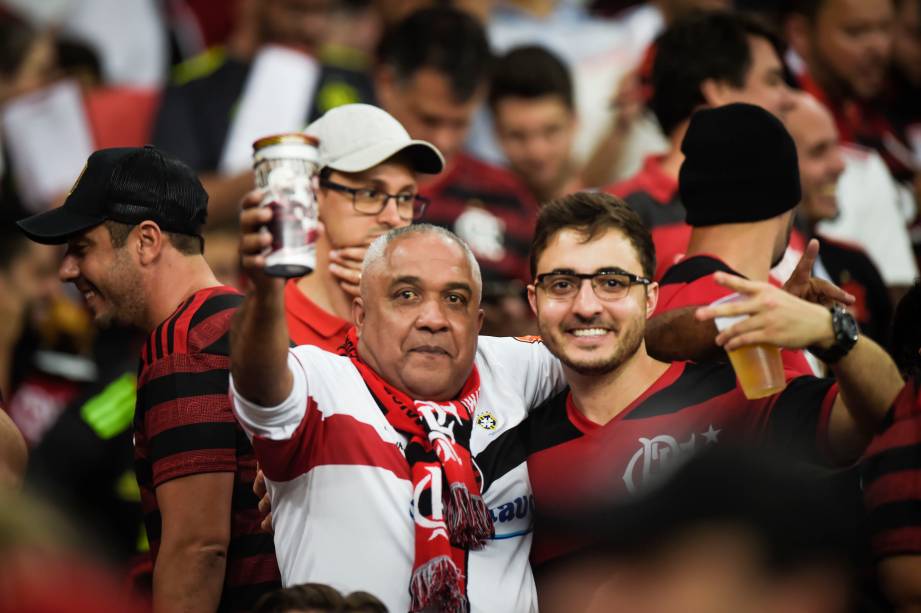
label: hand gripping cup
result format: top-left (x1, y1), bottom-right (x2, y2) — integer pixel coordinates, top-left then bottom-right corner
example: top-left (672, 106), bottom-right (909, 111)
top-left (712, 292), bottom-right (787, 400)
top-left (253, 133), bottom-right (320, 278)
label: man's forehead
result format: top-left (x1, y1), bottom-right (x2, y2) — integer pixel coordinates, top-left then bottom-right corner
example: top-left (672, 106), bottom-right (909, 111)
top-left (538, 227), bottom-right (642, 272)
top-left (375, 234), bottom-right (470, 277)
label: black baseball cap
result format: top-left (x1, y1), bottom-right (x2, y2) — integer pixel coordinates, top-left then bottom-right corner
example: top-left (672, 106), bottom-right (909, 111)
top-left (17, 146), bottom-right (208, 245)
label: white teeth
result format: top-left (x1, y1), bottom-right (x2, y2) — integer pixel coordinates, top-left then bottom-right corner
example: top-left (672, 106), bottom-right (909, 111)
top-left (83, 291), bottom-right (95, 301)
top-left (572, 328), bottom-right (608, 337)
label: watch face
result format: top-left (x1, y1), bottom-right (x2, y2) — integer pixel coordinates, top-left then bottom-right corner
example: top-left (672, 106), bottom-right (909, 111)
top-left (838, 308), bottom-right (859, 341)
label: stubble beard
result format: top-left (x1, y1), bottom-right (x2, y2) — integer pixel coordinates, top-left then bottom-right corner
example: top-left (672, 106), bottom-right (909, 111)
top-left (542, 317), bottom-right (645, 377)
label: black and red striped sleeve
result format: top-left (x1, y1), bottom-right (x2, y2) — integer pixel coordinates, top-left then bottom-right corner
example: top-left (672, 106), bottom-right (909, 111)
top-left (862, 379), bottom-right (921, 558)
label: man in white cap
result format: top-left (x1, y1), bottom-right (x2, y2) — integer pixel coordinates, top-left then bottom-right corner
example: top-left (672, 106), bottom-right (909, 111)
top-left (272, 103), bottom-right (444, 350)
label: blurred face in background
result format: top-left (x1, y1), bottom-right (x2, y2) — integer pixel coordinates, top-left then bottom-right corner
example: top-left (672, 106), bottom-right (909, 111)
top-left (703, 36), bottom-right (796, 120)
top-left (0, 31), bottom-right (57, 103)
top-left (786, 95), bottom-right (846, 225)
top-left (795, 0), bottom-right (895, 100)
top-left (259, 0), bottom-right (331, 51)
top-left (377, 67), bottom-right (484, 166)
top-left (494, 95), bottom-right (577, 200)
top-left (893, 0), bottom-right (921, 85)
top-left (0, 241), bottom-right (61, 329)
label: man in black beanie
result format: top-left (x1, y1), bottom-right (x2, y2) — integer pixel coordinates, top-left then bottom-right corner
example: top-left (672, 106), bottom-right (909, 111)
top-left (645, 103), bottom-right (854, 368)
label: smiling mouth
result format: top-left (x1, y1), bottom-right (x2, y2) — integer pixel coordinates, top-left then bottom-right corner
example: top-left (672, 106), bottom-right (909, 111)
top-left (75, 281), bottom-right (100, 304)
top-left (568, 327), bottom-right (612, 338)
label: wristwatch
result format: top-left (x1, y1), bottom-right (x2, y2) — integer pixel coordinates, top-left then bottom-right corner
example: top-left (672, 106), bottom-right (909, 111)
top-left (808, 304), bottom-right (859, 364)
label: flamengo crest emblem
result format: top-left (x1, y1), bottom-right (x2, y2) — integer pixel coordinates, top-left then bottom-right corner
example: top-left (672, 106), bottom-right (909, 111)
top-left (622, 425), bottom-right (721, 494)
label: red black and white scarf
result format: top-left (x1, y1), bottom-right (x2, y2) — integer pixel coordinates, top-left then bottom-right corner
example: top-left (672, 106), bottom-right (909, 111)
top-left (342, 330), bottom-right (493, 612)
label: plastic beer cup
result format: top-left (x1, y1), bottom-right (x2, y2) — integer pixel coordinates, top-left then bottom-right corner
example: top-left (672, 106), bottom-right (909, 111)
top-left (711, 293), bottom-right (786, 400)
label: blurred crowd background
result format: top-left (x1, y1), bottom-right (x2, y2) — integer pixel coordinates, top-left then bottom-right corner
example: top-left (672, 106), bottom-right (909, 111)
top-left (0, 0), bottom-right (920, 611)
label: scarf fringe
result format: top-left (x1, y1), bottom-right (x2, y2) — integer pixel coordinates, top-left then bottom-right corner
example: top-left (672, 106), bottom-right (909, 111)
top-left (410, 555), bottom-right (466, 613)
top-left (446, 484), bottom-right (494, 550)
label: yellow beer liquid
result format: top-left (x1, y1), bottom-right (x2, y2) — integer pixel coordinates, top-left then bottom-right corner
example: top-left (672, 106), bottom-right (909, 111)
top-left (727, 343), bottom-right (787, 399)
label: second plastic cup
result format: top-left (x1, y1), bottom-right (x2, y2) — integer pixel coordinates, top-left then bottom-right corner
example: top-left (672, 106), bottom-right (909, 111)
top-left (711, 292), bottom-right (786, 400)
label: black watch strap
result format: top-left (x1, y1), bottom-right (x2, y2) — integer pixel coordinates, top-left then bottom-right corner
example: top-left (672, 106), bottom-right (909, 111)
top-left (808, 305), bottom-right (859, 364)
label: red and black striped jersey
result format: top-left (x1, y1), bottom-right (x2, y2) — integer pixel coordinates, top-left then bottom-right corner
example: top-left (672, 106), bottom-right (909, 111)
top-left (862, 378), bottom-right (921, 559)
top-left (656, 254), bottom-right (814, 376)
top-left (134, 286), bottom-right (280, 611)
top-left (516, 360), bottom-right (837, 566)
top-left (420, 153), bottom-right (539, 297)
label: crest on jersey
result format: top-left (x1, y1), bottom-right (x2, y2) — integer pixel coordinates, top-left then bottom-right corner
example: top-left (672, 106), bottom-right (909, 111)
top-left (475, 410), bottom-right (500, 432)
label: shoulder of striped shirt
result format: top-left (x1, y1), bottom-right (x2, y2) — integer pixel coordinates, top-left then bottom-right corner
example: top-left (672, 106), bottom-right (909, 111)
top-left (144, 289), bottom-right (243, 363)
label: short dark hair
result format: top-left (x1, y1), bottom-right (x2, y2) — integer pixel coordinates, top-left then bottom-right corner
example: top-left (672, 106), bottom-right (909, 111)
top-left (377, 6), bottom-right (492, 102)
top-left (488, 45), bottom-right (574, 111)
top-left (891, 280), bottom-right (921, 380)
top-left (530, 192), bottom-right (656, 279)
top-left (252, 583), bottom-right (344, 613)
top-left (105, 220), bottom-right (203, 255)
top-left (342, 590), bottom-right (388, 613)
top-left (650, 11), bottom-right (787, 135)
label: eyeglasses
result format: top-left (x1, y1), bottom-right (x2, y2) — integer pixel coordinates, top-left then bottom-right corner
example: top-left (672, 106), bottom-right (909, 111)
top-left (319, 178), bottom-right (429, 221)
top-left (534, 270), bottom-right (651, 301)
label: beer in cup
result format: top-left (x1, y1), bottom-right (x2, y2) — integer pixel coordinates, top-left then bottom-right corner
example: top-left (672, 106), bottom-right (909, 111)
top-left (711, 293), bottom-right (786, 400)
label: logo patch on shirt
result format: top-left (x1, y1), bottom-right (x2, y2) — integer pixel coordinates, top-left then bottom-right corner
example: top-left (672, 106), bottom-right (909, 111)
top-left (475, 410), bottom-right (500, 432)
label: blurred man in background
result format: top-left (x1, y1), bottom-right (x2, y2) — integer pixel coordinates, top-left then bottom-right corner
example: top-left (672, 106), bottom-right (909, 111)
top-left (376, 6), bottom-right (540, 335)
top-left (786, 0), bottom-right (917, 295)
top-left (489, 45), bottom-right (582, 205)
top-left (786, 0), bottom-right (903, 175)
top-left (152, 0), bottom-right (374, 224)
top-left (605, 11), bottom-right (796, 279)
top-left (785, 92), bottom-right (893, 346)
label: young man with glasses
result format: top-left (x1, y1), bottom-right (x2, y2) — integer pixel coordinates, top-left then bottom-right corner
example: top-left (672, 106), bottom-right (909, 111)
top-left (278, 103), bottom-right (443, 349)
top-left (503, 191), bottom-right (903, 598)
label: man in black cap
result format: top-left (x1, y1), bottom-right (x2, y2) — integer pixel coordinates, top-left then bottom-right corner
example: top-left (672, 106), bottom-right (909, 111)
top-left (17, 146), bottom-right (280, 612)
top-left (646, 103), bottom-right (853, 367)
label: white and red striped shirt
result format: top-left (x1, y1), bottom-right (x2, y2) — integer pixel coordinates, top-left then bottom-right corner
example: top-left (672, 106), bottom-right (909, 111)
top-left (230, 335), bottom-right (564, 612)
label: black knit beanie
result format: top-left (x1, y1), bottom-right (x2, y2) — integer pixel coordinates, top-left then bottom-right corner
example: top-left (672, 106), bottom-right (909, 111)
top-left (679, 103), bottom-right (801, 227)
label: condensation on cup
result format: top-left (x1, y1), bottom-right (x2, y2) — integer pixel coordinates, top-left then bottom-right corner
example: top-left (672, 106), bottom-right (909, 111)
top-left (253, 133), bottom-right (320, 278)
top-left (711, 292), bottom-right (787, 400)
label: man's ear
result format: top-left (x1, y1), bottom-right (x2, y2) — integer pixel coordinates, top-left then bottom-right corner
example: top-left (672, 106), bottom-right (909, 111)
top-left (646, 281), bottom-right (659, 319)
top-left (352, 296), bottom-right (365, 332)
top-left (135, 221), bottom-right (165, 265)
top-left (700, 78), bottom-right (732, 108)
top-left (527, 284), bottom-right (538, 317)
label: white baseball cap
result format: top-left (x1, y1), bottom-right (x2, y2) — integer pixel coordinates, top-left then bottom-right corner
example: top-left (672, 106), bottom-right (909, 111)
top-left (305, 103), bottom-right (444, 175)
